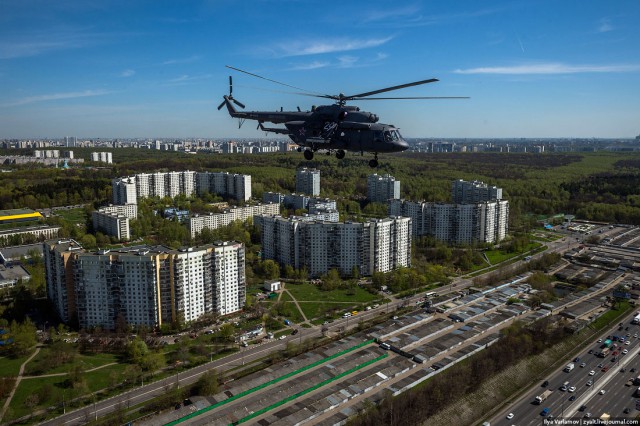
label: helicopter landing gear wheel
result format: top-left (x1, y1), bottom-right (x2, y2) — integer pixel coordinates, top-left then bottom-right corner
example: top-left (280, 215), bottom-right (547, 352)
top-left (368, 158), bottom-right (379, 168)
top-left (303, 149), bottom-right (314, 161)
top-left (335, 149), bottom-right (345, 160)
top-left (296, 147), bottom-right (302, 152)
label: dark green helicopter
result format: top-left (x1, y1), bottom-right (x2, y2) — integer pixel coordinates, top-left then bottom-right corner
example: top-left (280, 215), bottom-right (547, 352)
top-left (218, 66), bottom-right (467, 168)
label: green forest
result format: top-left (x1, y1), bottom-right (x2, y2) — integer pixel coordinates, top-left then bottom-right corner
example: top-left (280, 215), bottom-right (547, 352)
top-left (2, 148), bottom-right (640, 226)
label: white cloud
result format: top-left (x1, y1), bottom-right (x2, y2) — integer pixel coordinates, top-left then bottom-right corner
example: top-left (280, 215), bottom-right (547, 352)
top-left (162, 55), bottom-right (202, 65)
top-left (271, 36), bottom-right (393, 57)
top-left (453, 63), bottom-right (640, 75)
top-left (598, 18), bottom-right (614, 33)
top-left (120, 69), bottom-right (136, 77)
top-left (290, 61), bottom-right (331, 70)
top-left (164, 74), bottom-right (212, 85)
top-left (2, 89), bottom-right (111, 107)
top-left (363, 5), bottom-right (422, 23)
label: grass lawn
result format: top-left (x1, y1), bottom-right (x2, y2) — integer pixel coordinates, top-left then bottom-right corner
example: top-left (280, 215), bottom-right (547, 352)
top-left (25, 349), bottom-right (121, 376)
top-left (54, 208), bottom-right (87, 224)
top-left (0, 354), bottom-right (28, 377)
top-left (297, 301), bottom-right (362, 321)
top-left (277, 291), bottom-right (306, 323)
top-left (7, 361), bottom-right (131, 421)
top-left (485, 242), bottom-right (542, 265)
top-left (285, 281), bottom-right (380, 303)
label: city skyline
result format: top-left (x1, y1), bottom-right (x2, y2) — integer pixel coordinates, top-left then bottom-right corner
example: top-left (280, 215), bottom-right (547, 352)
top-left (1, 1), bottom-right (639, 139)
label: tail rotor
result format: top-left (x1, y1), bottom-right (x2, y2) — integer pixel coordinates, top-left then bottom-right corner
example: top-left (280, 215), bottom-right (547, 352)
top-left (218, 76), bottom-right (245, 110)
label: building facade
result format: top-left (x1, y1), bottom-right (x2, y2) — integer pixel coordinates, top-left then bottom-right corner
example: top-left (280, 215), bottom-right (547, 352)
top-left (112, 171), bottom-right (251, 204)
top-left (451, 179), bottom-right (502, 204)
top-left (112, 177), bottom-right (137, 205)
top-left (255, 215), bottom-right (411, 277)
top-left (367, 174), bottom-right (400, 202)
top-left (295, 168), bottom-right (320, 196)
top-left (188, 203), bottom-right (280, 238)
top-left (43, 240), bottom-right (246, 329)
top-left (91, 204), bottom-right (138, 241)
top-left (389, 199), bottom-right (509, 245)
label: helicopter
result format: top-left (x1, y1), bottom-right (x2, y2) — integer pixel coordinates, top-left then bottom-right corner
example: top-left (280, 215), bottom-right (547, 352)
top-left (218, 65), bottom-right (467, 168)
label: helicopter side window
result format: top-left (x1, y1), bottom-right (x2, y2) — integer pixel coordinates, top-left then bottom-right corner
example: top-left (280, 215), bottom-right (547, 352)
top-left (374, 130), bottom-right (384, 142)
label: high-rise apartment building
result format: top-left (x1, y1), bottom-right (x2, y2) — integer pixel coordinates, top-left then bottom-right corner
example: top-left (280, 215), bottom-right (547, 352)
top-left (295, 168), bottom-right (320, 196)
top-left (92, 204), bottom-right (138, 241)
top-left (91, 152), bottom-right (113, 164)
top-left (43, 240), bottom-right (246, 329)
top-left (113, 171), bottom-right (251, 204)
top-left (367, 174), bottom-right (400, 202)
top-left (112, 177), bottom-right (137, 205)
top-left (389, 199), bottom-right (509, 245)
top-left (255, 215), bottom-right (411, 277)
top-left (451, 179), bottom-right (502, 204)
top-left (188, 203), bottom-right (280, 238)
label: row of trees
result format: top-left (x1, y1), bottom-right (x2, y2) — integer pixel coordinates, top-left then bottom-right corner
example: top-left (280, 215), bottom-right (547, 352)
top-left (347, 318), bottom-right (571, 426)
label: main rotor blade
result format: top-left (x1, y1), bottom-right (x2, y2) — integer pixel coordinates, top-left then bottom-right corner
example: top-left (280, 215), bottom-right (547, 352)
top-left (229, 76), bottom-right (233, 95)
top-left (217, 100), bottom-right (227, 110)
top-left (346, 78), bottom-right (439, 99)
top-left (351, 96), bottom-right (470, 100)
top-left (226, 65), bottom-right (326, 97)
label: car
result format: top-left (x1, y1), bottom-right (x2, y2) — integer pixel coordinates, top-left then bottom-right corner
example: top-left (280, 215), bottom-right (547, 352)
top-left (613, 351), bottom-right (619, 356)
top-left (342, 313), bottom-right (352, 318)
top-left (579, 405), bottom-right (587, 412)
top-left (580, 362), bottom-right (586, 368)
top-left (568, 386), bottom-right (576, 392)
top-left (623, 349), bottom-right (629, 354)
top-left (542, 380), bottom-right (549, 387)
top-left (597, 363), bottom-right (604, 368)
top-left (612, 357), bottom-right (617, 362)
top-left (560, 385), bottom-right (568, 392)
top-left (597, 339), bottom-right (603, 343)
top-left (506, 413), bottom-right (514, 420)
top-left (602, 366), bottom-right (610, 372)
top-left (584, 413), bottom-right (591, 418)
top-left (627, 333), bottom-right (632, 337)
top-left (541, 407), bottom-right (550, 417)
top-left (621, 368), bottom-right (627, 373)
top-left (574, 357), bottom-right (580, 362)
top-left (635, 333), bottom-right (639, 338)
top-left (586, 380), bottom-right (593, 386)
top-left (599, 389), bottom-right (606, 395)
top-left (626, 340), bottom-right (631, 345)
top-left (589, 370), bottom-right (596, 376)
top-left (588, 349), bottom-right (594, 354)
top-left (291, 329), bottom-right (299, 335)
top-left (632, 368), bottom-right (637, 373)
top-left (279, 335), bottom-right (286, 340)
top-left (569, 395), bottom-right (576, 401)
top-left (624, 408), bottom-right (631, 414)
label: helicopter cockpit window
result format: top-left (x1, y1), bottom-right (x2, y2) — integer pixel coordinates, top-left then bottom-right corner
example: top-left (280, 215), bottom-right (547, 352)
top-left (384, 131), bottom-right (393, 142)
top-left (395, 130), bottom-right (403, 140)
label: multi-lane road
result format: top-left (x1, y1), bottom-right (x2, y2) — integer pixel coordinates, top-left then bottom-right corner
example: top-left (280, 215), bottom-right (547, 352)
top-left (493, 310), bottom-right (640, 424)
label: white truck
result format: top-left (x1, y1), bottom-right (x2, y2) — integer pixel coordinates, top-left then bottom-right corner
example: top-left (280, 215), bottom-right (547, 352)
top-left (564, 362), bottom-right (575, 372)
top-left (535, 389), bottom-right (553, 404)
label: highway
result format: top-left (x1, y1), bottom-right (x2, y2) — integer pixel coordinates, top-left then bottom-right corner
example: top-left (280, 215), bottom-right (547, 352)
top-left (36, 228), bottom-right (601, 425)
top-left (492, 310), bottom-right (640, 424)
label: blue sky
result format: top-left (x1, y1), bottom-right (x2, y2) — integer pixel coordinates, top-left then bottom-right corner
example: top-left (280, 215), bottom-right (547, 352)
top-left (1, 0), bottom-right (639, 139)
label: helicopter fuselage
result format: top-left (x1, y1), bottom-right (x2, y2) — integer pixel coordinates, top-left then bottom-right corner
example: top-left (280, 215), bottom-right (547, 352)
top-left (222, 99), bottom-right (408, 156)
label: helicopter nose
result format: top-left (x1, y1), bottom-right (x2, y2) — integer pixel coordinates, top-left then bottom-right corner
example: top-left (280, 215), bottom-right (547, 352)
top-left (396, 139), bottom-right (409, 152)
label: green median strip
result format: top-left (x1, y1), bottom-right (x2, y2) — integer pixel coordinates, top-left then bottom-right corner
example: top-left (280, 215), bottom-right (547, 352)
top-left (231, 353), bottom-right (389, 425)
top-left (166, 339), bottom-right (377, 425)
